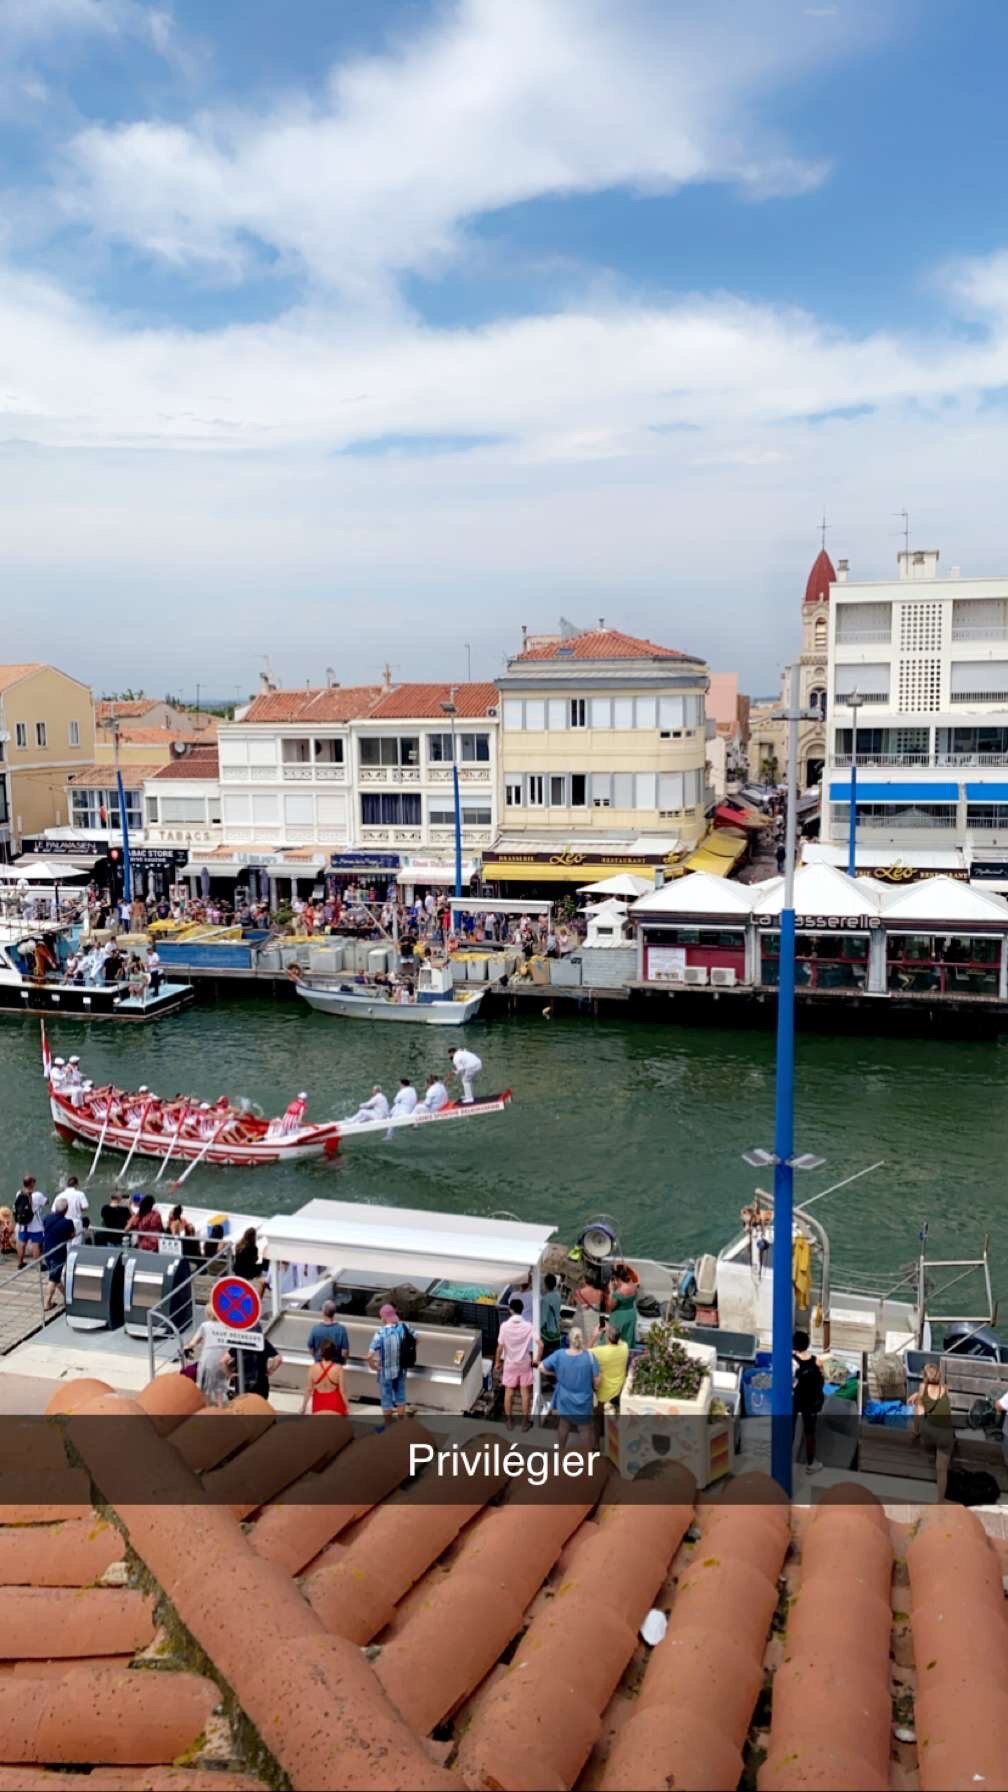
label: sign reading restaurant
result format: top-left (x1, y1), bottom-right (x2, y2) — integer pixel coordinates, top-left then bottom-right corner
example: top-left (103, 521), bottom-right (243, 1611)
top-left (488, 848), bottom-right (677, 868)
top-left (856, 863), bottom-right (969, 884)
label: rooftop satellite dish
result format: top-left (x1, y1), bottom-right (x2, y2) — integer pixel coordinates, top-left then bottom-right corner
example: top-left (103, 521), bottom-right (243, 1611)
top-left (171, 740), bottom-right (192, 757)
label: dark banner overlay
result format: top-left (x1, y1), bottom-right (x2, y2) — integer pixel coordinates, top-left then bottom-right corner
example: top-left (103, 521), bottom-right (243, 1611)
top-left (0, 1413), bottom-right (957, 1510)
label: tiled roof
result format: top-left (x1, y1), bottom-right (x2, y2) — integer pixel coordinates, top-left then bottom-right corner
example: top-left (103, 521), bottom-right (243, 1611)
top-left (803, 547), bottom-right (837, 605)
top-left (95, 700), bottom-right (160, 721)
top-left (12, 1372), bottom-right (1008, 1791)
top-left (240, 687), bottom-right (384, 725)
top-left (0, 663), bottom-right (45, 693)
top-left (67, 764), bottom-right (163, 790)
top-left (97, 725), bottom-right (219, 746)
top-left (366, 682), bottom-right (498, 720)
top-left (513, 628), bottom-right (700, 663)
top-left (150, 749), bottom-right (219, 781)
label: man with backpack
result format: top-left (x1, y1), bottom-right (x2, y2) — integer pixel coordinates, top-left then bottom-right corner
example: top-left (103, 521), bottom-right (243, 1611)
top-left (367, 1302), bottom-right (416, 1422)
top-left (14, 1176), bottom-right (45, 1268)
top-left (793, 1327), bottom-right (825, 1475)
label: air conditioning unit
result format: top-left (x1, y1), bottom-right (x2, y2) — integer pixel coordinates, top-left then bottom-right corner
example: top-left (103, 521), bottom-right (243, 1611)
top-left (684, 965), bottom-right (709, 987)
top-left (655, 966), bottom-right (686, 984)
top-left (710, 967), bottom-right (737, 988)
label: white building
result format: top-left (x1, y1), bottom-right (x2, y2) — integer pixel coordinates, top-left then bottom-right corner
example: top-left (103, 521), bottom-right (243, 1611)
top-left (821, 548), bottom-right (1008, 889)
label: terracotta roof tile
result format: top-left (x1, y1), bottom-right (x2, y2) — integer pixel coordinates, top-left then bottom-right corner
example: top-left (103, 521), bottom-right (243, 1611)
top-left (240, 686), bottom-right (384, 724)
top-left (366, 682), bottom-right (498, 720)
top-left (803, 547), bottom-right (837, 605)
top-left (0, 663), bottom-right (44, 692)
top-left (0, 1588), bottom-right (155, 1658)
top-left (0, 1666), bottom-right (217, 1765)
top-left (252, 1420), bottom-right (430, 1579)
top-left (908, 1506), bottom-right (1008, 1792)
top-left (95, 700), bottom-right (160, 721)
top-left (0, 1518), bottom-right (123, 1587)
top-left (66, 764), bottom-right (165, 789)
top-left (513, 628), bottom-right (700, 663)
top-left (0, 1773), bottom-right (268, 1790)
top-left (149, 748), bottom-right (219, 781)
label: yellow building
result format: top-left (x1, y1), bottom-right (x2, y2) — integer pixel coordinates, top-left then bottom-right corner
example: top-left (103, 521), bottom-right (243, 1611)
top-left (0, 663), bottom-right (94, 853)
top-left (487, 625), bottom-right (710, 886)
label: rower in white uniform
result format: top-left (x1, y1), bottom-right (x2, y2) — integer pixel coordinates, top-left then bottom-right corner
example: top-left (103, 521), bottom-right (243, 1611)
top-left (344, 1086), bottom-right (390, 1126)
top-left (422, 1074), bottom-right (449, 1112)
top-left (390, 1078), bottom-right (418, 1118)
top-left (448, 1046), bottom-right (483, 1104)
top-left (50, 1057), bottom-right (67, 1092)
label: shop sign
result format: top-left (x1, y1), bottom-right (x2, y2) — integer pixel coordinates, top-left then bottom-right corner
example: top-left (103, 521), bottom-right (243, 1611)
top-left (130, 847), bottom-right (190, 869)
top-left (971, 861), bottom-right (1008, 881)
top-left (757, 913), bottom-right (880, 930)
top-left (490, 848), bottom-right (673, 868)
top-left (865, 863), bottom-right (968, 884)
top-left (330, 851), bottom-right (400, 870)
top-left (20, 835), bottom-right (104, 856)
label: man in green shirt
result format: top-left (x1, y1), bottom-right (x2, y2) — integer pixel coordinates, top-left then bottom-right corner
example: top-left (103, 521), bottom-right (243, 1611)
top-left (539, 1272), bottom-right (563, 1359)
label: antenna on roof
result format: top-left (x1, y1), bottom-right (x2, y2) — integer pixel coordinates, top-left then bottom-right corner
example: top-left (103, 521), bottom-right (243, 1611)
top-left (900, 508), bottom-right (910, 557)
top-left (819, 511), bottom-right (828, 552)
top-left (382, 662), bottom-right (393, 688)
top-left (558, 617), bottom-right (581, 638)
top-left (325, 666), bottom-right (336, 688)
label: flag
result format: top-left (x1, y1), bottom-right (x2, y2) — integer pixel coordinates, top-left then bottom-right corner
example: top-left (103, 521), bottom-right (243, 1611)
top-left (40, 1019), bottom-right (51, 1081)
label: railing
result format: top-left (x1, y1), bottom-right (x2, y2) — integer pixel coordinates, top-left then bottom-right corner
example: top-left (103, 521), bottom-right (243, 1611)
top-left (359, 826), bottom-right (424, 844)
top-left (0, 1248), bottom-right (60, 1344)
top-left (950, 691), bottom-right (1008, 704)
top-left (964, 814), bottom-right (1008, 830)
top-left (852, 814), bottom-right (956, 832)
top-left (146, 1242), bottom-right (235, 1383)
top-left (833, 751), bottom-right (1008, 769)
top-left (835, 629), bottom-right (892, 645)
top-left (835, 691), bottom-right (889, 705)
top-left (951, 626), bottom-right (1008, 641)
top-left (358, 766), bottom-right (421, 785)
top-left (427, 765), bottom-right (492, 783)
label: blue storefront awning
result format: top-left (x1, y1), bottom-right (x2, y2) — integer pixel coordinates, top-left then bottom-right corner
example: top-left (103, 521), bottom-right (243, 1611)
top-left (965, 783), bottom-right (1008, 802)
top-left (829, 781), bottom-right (958, 803)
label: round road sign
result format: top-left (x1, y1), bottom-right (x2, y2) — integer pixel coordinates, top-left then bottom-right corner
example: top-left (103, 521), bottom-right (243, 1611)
top-left (210, 1275), bottom-right (261, 1330)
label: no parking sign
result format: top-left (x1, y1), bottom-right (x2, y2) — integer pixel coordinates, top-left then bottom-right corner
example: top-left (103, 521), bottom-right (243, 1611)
top-left (210, 1276), bottom-right (261, 1330)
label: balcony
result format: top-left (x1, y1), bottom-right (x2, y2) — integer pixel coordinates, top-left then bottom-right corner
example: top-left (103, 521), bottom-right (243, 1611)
top-left (952, 626), bottom-right (1008, 641)
top-left (358, 766), bottom-right (421, 785)
top-left (834, 629), bottom-right (892, 645)
top-left (834, 691), bottom-right (889, 706)
top-left (359, 826), bottom-right (423, 845)
top-left (833, 751), bottom-right (1008, 770)
top-left (950, 690), bottom-right (1008, 704)
top-left (429, 827), bottom-right (493, 847)
top-left (280, 764), bottom-right (346, 782)
top-left (427, 765), bottom-right (492, 784)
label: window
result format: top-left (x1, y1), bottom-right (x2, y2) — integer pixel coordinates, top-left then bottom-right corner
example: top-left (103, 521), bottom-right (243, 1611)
top-left (0, 780), bottom-right (7, 826)
top-left (547, 699), bottom-right (566, 731)
top-left (814, 616), bottom-right (827, 649)
top-left (570, 773), bottom-right (587, 806)
top-left (808, 688), bottom-right (826, 718)
top-left (36, 721), bottom-right (47, 748)
top-left (592, 773), bottom-right (612, 806)
top-left (636, 696), bottom-right (656, 730)
top-left (359, 736), bottom-right (419, 766)
top-left (68, 720), bottom-right (80, 747)
top-left (505, 776), bottom-right (522, 807)
top-left (503, 700), bottom-right (523, 730)
top-left (208, 797), bottom-right (221, 824)
top-left (524, 700), bottom-right (545, 731)
top-left (161, 797), bottom-right (208, 824)
top-left (461, 805), bottom-right (492, 827)
top-left (613, 698), bottom-right (634, 730)
top-left (569, 698), bottom-right (586, 728)
top-left (281, 738), bottom-right (311, 763)
top-left (430, 806), bottom-right (456, 826)
top-left (360, 793), bottom-right (422, 826)
top-left (659, 696), bottom-right (685, 730)
top-left (549, 774), bottom-right (566, 806)
top-left (145, 798), bottom-right (159, 824)
top-left (834, 664), bottom-right (889, 704)
top-left (590, 697), bottom-right (611, 728)
top-left (613, 772), bottom-right (634, 808)
top-left (428, 733), bottom-right (452, 763)
top-left (659, 772), bottom-right (685, 810)
top-left (635, 772), bottom-right (656, 809)
top-left (526, 774), bottom-right (545, 806)
top-left (71, 786), bottom-right (142, 832)
top-left (460, 732), bottom-right (490, 762)
top-left (14, 723), bottom-right (26, 748)
top-left (950, 661), bottom-right (1008, 702)
top-left (314, 738), bottom-right (343, 764)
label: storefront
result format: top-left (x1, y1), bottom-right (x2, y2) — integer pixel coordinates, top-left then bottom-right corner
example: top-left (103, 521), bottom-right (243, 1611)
top-left (631, 872), bottom-right (755, 985)
top-left (756, 919), bottom-right (875, 991)
top-left (129, 846), bottom-right (190, 900)
top-left (879, 877), bottom-right (1008, 998)
top-left (483, 837), bottom-right (682, 898)
top-left (396, 856), bottom-right (481, 902)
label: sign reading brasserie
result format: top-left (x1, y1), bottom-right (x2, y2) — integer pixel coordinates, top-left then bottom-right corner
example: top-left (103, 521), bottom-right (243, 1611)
top-left (860, 863), bottom-right (968, 884)
top-left (489, 849), bottom-right (676, 868)
top-left (757, 913), bottom-right (881, 930)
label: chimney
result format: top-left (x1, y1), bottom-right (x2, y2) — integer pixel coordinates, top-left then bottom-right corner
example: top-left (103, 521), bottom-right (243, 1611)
top-left (598, 617), bottom-right (605, 629)
top-left (898, 548), bottom-right (940, 581)
top-left (837, 559), bottom-right (849, 582)
top-left (521, 624), bottom-right (528, 641)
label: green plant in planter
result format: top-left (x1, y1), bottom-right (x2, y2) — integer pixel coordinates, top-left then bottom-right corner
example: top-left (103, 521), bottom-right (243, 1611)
top-left (630, 1322), bottom-right (706, 1400)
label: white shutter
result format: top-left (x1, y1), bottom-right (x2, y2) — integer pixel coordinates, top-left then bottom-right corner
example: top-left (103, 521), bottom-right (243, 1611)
top-left (635, 772), bottom-right (656, 809)
top-left (503, 701), bottom-right (523, 729)
top-left (950, 661), bottom-right (1008, 695)
top-left (591, 698), bottom-right (612, 728)
top-left (659, 773), bottom-right (684, 809)
top-left (613, 772), bottom-right (633, 808)
top-left (547, 698), bottom-right (566, 731)
top-left (659, 696), bottom-right (685, 728)
top-left (612, 698), bottom-right (634, 729)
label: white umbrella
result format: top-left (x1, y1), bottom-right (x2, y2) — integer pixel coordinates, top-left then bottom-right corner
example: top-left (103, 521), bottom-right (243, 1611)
top-left (0, 860), bottom-right (89, 881)
top-left (576, 873), bottom-right (653, 898)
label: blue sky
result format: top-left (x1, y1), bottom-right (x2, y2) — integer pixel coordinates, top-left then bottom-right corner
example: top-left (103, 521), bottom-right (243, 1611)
top-left (3, 0), bottom-right (1008, 695)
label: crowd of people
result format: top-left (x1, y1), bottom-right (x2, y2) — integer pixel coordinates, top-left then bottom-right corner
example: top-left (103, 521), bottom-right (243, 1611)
top-left (1, 1172), bottom-right (203, 1308)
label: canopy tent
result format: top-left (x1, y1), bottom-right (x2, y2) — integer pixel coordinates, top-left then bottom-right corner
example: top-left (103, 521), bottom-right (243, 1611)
top-left (880, 875), bottom-right (1008, 925)
top-left (631, 870), bottom-right (756, 917)
top-left (576, 873), bottom-right (653, 898)
top-left (751, 861), bottom-right (886, 920)
top-left (261, 1198), bottom-right (556, 1288)
top-left (714, 800), bottom-right (771, 832)
top-left (448, 896), bottom-right (552, 916)
top-left (396, 860), bottom-right (480, 887)
top-left (0, 860), bottom-right (89, 882)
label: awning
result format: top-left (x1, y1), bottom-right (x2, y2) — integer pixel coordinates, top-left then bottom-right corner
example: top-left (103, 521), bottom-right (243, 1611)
top-left (683, 828), bottom-right (748, 877)
top-left (483, 859), bottom-right (662, 883)
top-left (396, 859), bottom-right (480, 886)
top-left (829, 781), bottom-right (958, 802)
top-left (965, 784), bottom-right (1008, 802)
top-left (262, 1198), bottom-right (556, 1288)
top-left (714, 802), bottom-right (770, 832)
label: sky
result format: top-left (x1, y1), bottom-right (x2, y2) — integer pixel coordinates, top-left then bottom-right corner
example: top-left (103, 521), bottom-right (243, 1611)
top-left (4, 0), bottom-right (1008, 699)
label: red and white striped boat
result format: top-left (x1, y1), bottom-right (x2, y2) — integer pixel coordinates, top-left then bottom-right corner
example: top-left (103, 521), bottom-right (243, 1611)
top-left (42, 1028), bottom-right (512, 1170)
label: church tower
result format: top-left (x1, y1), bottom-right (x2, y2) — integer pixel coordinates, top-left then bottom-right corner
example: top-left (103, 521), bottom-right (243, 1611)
top-left (797, 546), bottom-right (835, 788)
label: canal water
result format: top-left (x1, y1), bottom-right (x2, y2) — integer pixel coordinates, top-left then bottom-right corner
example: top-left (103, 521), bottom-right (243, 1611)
top-left (4, 997), bottom-right (1006, 1298)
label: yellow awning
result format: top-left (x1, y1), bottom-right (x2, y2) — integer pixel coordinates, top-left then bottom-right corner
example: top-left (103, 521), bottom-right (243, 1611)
top-left (483, 860), bottom-right (659, 883)
top-left (683, 828), bottom-right (747, 877)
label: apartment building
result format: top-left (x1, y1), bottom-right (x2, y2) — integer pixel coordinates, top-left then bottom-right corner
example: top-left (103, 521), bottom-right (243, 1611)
top-left (0, 663), bottom-right (94, 854)
top-left (352, 683), bottom-right (498, 884)
top-left (821, 548), bottom-right (1008, 886)
top-left (487, 625), bottom-right (709, 885)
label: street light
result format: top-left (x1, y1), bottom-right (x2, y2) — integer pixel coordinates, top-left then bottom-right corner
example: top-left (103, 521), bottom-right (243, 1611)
top-left (440, 689), bottom-right (463, 900)
top-left (741, 1149), bottom-right (826, 1172)
top-left (846, 690), bottom-right (863, 879)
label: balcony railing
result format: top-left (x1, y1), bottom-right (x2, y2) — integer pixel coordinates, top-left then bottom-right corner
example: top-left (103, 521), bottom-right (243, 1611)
top-left (834, 691), bottom-right (889, 706)
top-left (965, 815), bottom-right (1008, 830)
top-left (833, 751), bottom-right (1008, 769)
top-left (358, 766), bottom-right (421, 784)
top-left (835, 629), bottom-right (893, 645)
top-left (852, 814), bottom-right (956, 833)
top-left (951, 626), bottom-right (1008, 641)
top-left (359, 826), bottom-right (424, 845)
top-left (950, 691), bottom-right (1008, 704)
top-left (280, 763), bottom-right (346, 781)
top-left (427, 765), bottom-right (492, 783)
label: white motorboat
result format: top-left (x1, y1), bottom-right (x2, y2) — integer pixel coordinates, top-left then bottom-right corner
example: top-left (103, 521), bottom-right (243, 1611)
top-left (0, 921), bottom-right (192, 1021)
top-left (296, 958), bottom-right (484, 1025)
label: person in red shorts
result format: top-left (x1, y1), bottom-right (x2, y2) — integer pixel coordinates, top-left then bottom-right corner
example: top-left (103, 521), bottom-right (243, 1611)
top-left (496, 1296), bottom-right (539, 1432)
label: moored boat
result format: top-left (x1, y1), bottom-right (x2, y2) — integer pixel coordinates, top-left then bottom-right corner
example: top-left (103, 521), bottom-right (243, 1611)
top-left (296, 957), bottom-right (484, 1025)
top-left (0, 921), bottom-right (193, 1021)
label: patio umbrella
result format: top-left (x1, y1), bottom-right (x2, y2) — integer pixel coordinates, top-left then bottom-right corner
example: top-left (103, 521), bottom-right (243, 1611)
top-left (576, 873), bottom-right (653, 899)
top-left (0, 860), bottom-right (88, 881)
top-left (200, 866), bottom-right (211, 901)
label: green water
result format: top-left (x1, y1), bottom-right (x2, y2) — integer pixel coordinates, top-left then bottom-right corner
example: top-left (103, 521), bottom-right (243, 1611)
top-left (4, 997), bottom-right (1006, 1295)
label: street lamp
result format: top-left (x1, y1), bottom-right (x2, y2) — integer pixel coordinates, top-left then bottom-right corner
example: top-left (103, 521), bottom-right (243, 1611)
top-left (440, 690), bottom-right (463, 899)
top-left (846, 690), bottom-right (863, 879)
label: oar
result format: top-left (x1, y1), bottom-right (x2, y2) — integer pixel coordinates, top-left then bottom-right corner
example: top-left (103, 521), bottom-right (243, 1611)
top-left (153, 1111), bottom-right (187, 1184)
top-left (167, 1118), bottom-right (228, 1192)
top-left (116, 1099), bottom-right (153, 1187)
top-left (85, 1107), bottom-right (112, 1185)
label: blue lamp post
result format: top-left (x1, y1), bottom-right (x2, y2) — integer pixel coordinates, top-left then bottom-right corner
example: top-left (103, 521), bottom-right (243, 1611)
top-left (441, 690), bottom-right (463, 899)
top-left (112, 720), bottom-right (132, 903)
top-left (846, 690), bottom-right (863, 879)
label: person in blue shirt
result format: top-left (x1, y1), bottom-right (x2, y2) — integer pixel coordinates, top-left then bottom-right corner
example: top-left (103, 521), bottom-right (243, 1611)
top-left (368, 1302), bottom-right (409, 1420)
top-left (540, 1327), bottom-right (599, 1449)
top-left (306, 1300), bottom-right (350, 1365)
top-left (41, 1195), bottom-right (75, 1311)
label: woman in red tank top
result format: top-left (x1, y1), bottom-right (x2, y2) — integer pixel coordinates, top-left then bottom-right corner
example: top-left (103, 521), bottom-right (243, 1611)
top-left (301, 1339), bottom-right (348, 1416)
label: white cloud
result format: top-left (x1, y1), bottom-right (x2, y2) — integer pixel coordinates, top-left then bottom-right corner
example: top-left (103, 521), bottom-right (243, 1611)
top-left (58, 0), bottom-right (851, 293)
top-left (0, 0), bottom-right (174, 53)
